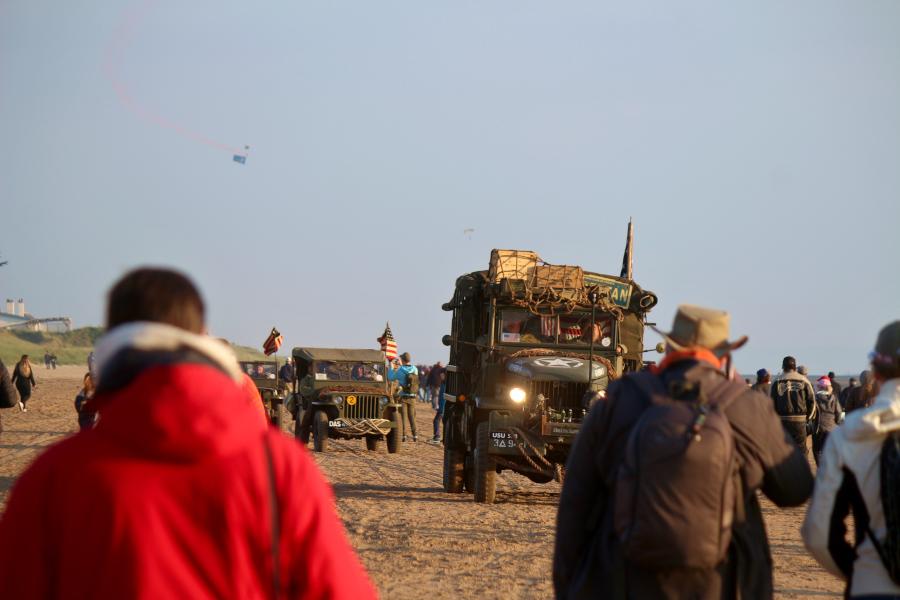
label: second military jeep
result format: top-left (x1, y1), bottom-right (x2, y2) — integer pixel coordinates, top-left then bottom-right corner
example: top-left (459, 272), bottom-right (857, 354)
top-left (291, 347), bottom-right (402, 453)
top-left (239, 360), bottom-right (288, 427)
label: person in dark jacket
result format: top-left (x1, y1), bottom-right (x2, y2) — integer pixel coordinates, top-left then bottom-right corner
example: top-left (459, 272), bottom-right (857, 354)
top-left (11, 355), bottom-right (36, 412)
top-left (845, 370), bottom-right (878, 413)
top-left (554, 305), bottom-right (813, 600)
top-left (751, 368), bottom-right (770, 396)
top-left (0, 359), bottom-right (17, 435)
top-left (839, 376), bottom-right (857, 409)
top-left (74, 372), bottom-right (97, 430)
top-left (827, 371), bottom-right (842, 401)
top-left (771, 356), bottom-right (816, 455)
top-left (812, 376), bottom-right (842, 465)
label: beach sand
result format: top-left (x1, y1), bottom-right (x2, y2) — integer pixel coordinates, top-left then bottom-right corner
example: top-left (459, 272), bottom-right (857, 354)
top-left (0, 371), bottom-right (844, 598)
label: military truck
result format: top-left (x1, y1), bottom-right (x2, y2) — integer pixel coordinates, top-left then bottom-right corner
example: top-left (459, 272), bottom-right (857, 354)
top-left (239, 360), bottom-right (287, 427)
top-left (291, 347), bottom-right (402, 453)
top-left (440, 250), bottom-right (659, 503)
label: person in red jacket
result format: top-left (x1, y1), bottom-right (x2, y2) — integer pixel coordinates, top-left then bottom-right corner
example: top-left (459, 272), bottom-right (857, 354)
top-left (0, 267), bottom-right (377, 600)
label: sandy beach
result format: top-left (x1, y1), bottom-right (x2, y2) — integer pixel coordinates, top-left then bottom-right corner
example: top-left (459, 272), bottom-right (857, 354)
top-left (0, 369), bottom-right (844, 599)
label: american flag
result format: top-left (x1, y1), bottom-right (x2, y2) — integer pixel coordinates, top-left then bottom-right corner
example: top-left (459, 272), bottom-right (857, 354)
top-left (378, 323), bottom-right (398, 361)
top-left (561, 324), bottom-right (582, 341)
top-left (262, 327), bottom-right (283, 356)
top-left (541, 316), bottom-right (557, 338)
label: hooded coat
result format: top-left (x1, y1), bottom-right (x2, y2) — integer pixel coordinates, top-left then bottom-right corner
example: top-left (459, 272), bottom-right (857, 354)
top-left (802, 378), bottom-right (900, 597)
top-left (0, 322), bottom-right (376, 600)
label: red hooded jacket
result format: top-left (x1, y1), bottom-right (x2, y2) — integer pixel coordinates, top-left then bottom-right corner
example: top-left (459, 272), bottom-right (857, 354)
top-left (0, 324), bottom-right (376, 599)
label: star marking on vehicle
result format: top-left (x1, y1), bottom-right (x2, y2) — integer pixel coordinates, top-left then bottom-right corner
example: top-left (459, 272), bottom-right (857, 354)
top-left (533, 357), bottom-right (584, 369)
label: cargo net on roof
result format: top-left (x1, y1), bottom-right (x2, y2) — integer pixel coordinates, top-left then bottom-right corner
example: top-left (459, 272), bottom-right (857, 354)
top-left (488, 249), bottom-right (625, 320)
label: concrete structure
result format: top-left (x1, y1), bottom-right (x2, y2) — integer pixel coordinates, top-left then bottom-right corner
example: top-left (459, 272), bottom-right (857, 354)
top-left (0, 298), bottom-right (72, 332)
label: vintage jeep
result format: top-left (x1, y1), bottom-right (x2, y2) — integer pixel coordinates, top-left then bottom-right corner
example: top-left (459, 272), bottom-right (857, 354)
top-left (440, 249), bottom-right (659, 503)
top-left (291, 347), bottom-right (402, 453)
top-left (238, 360), bottom-right (288, 427)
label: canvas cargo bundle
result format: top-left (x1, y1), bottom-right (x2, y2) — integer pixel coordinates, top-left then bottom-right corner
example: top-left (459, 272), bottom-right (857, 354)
top-left (528, 264), bottom-right (585, 292)
top-left (489, 250), bottom-right (540, 283)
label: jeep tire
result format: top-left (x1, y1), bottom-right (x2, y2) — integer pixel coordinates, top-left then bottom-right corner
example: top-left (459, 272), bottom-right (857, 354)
top-left (365, 435), bottom-right (380, 452)
top-left (313, 410), bottom-right (329, 453)
top-left (474, 421), bottom-right (497, 503)
top-left (386, 408), bottom-right (402, 454)
top-left (443, 445), bottom-right (466, 493)
top-left (295, 409), bottom-right (311, 444)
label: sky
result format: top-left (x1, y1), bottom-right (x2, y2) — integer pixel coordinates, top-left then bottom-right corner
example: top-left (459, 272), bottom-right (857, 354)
top-left (1, 0), bottom-right (898, 374)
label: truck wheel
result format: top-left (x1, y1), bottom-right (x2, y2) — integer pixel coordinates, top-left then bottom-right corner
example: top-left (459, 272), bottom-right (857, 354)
top-left (464, 453), bottom-right (475, 493)
top-left (386, 409), bottom-right (402, 454)
top-left (365, 435), bottom-right (381, 451)
top-left (313, 411), bottom-right (329, 453)
top-left (443, 445), bottom-right (465, 493)
top-left (474, 421), bottom-right (497, 503)
top-left (270, 401), bottom-right (283, 430)
top-left (295, 409), bottom-right (311, 444)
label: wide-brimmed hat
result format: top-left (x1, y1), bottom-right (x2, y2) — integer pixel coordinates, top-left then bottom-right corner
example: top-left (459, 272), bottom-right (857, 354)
top-left (651, 304), bottom-right (748, 358)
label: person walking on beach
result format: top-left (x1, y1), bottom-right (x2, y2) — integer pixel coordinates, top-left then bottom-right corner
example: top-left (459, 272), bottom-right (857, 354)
top-left (388, 352), bottom-right (419, 442)
top-left (554, 305), bottom-right (813, 599)
top-left (74, 372), bottom-right (98, 430)
top-left (771, 356), bottom-right (816, 455)
top-left (840, 376), bottom-right (858, 409)
top-left (845, 370), bottom-right (879, 413)
top-left (11, 355), bottom-right (36, 412)
top-left (828, 371), bottom-right (843, 401)
top-left (803, 321), bottom-right (900, 599)
top-left (0, 267), bottom-right (376, 599)
top-left (752, 368), bottom-right (771, 396)
top-left (812, 375), bottom-right (842, 466)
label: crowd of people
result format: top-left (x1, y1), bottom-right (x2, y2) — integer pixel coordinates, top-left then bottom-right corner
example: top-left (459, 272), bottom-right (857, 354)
top-left (0, 268), bottom-right (897, 600)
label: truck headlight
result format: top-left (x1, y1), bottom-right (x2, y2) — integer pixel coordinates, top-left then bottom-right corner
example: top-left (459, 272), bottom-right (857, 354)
top-left (334, 396), bottom-right (344, 405)
top-left (509, 387), bottom-right (526, 403)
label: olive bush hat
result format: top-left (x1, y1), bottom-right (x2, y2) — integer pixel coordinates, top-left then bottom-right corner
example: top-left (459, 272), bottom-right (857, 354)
top-left (650, 304), bottom-right (748, 358)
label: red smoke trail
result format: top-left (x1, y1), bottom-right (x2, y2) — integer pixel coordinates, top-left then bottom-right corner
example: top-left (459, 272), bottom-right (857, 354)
top-left (103, 0), bottom-right (243, 155)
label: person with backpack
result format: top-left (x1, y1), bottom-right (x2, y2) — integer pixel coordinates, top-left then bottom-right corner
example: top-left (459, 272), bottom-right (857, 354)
top-left (771, 356), bottom-right (817, 455)
top-left (812, 375), bottom-right (843, 466)
top-left (387, 352), bottom-right (419, 442)
top-left (803, 320), bottom-right (900, 598)
top-left (554, 305), bottom-right (813, 599)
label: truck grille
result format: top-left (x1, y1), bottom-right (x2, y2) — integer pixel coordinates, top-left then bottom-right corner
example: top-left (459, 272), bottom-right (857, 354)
top-left (343, 395), bottom-right (382, 420)
top-left (530, 381), bottom-right (588, 413)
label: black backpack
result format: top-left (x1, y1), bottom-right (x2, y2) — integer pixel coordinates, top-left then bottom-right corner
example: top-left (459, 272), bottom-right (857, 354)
top-left (864, 432), bottom-right (900, 584)
top-left (613, 372), bottom-right (745, 569)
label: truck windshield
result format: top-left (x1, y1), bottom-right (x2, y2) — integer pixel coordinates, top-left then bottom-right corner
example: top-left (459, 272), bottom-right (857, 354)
top-left (498, 309), bottom-right (615, 348)
top-left (313, 361), bottom-right (384, 382)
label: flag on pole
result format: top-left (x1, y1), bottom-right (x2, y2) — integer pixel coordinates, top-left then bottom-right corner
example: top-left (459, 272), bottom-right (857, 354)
top-left (377, 323), bottom-right (398, 361)
top-left (262, 327), bottom-right (283, 356)
top-left (619, 218), bottom-right (634, 280)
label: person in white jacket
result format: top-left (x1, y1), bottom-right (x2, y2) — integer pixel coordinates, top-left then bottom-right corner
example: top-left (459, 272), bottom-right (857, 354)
top-left (802, 320), bottom-right (900, 598)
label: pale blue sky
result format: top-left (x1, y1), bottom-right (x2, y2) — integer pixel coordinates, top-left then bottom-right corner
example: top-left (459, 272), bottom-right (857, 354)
top-left (1, 1), bottom-right (898, 374)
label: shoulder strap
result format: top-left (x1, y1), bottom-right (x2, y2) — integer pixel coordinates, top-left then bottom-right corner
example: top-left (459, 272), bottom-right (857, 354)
top-left (263, 435), bottom-right (281, 600)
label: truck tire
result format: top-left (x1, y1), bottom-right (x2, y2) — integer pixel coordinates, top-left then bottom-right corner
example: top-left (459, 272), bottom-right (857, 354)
top-left (270, 400), bottom-right (283, 430)
top-left (313, 410), bottom-right (329, 453)
top-left (443, 445), bottom-right (466, 493)
top-left (386, 408), bottom-right (402, 454)
top-left (295, 409), bottom-right (310, 444)
top-left (365, 435), bottom-right (381, 452)
top-left (474, 421), bottom-right (497, 503)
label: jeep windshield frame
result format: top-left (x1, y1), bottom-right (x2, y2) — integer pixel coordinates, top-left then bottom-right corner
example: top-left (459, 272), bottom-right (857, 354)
top-left (310, 361), bottom-right (385, 384)
top-left (495, 308), bottom-right (618, 351)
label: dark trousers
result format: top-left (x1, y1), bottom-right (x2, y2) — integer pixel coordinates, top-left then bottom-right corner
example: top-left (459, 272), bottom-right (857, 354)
top-left (781, 419), bottom-right (808, 455)
top-left (401, 398), bottom-right (417, 439)
top-left (813, 430), bottom-right (831, 465)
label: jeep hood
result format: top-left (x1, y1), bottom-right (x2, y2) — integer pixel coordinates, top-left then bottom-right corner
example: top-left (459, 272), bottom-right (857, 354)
top-left (505, 355), bottom-right (608, 383)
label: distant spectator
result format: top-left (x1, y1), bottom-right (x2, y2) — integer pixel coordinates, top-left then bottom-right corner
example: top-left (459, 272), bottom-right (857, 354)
top-left (839, 377), bottom-right (858, 409)
top-left (11, 355), bottom-right (36, 412)
top-left (798, 365), bottom-right (809, 379)
top-left (812, 376), bottom-right (842, 466)
top-left (845, 370), bottom-right (878, 413)
top-left (427, 362), bottom-right (445, 409)
top-left (74, 373), bottom-right (97, 430)
top-left (50, 354), bottom-right (58, 370)
top-left (752, 368), bottom-right (771, 396)
top-left (771, 356), bottom-right (816, 456)
top-left (827, 371), bottom-right (842, 401)
top-left (43, 352), bottom-right (51, 369)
